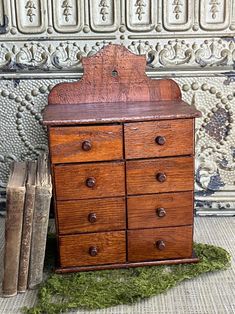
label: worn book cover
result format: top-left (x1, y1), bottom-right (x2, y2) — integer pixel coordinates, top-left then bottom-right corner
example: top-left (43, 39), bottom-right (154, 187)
top-left (28, 153), bottom-right (52, 289)
top-left (18, 161), bottom-right (37, 293)
top-left (2, 162), bottom-right (27, 297)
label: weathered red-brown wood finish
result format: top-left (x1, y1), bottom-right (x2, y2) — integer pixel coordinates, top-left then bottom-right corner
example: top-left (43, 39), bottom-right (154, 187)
top-left (43, 44), bottom-right (202, 273)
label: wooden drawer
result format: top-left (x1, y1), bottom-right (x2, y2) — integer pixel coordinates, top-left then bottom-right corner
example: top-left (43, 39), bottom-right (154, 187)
top-left (59, 231), bottom-right (126, 267)
top-left (49, 125), bottom-right (123, 164)
top-left (126, 156), bottom-right (194, 195)
top-left (57, 197), bottom-right (126, 234)
top-left (124, 119), bottom-right (194, 159)
top-left (54, 161), bottom-right (125, 200)
top-left (128, 226), bottom-right (193, 262)
top-left (128, 192), bottom-right (193, 229)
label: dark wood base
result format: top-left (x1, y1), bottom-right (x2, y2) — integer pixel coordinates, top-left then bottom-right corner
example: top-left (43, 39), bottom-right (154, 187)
top-left (55, 251), bottom-right (199, 274)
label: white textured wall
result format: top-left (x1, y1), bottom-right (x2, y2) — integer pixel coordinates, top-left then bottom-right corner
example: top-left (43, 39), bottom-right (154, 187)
top-left (0, 0), bottom-right (235, 215)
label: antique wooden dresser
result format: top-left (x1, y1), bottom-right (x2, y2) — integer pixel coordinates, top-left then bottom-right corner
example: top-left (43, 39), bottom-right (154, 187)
top-left (43, 45), bottom-right (201, 273)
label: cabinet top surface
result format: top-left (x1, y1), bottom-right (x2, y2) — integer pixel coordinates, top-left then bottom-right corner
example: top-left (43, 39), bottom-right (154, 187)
top-left (43, 100), bottom-right (201, 126)
top-left (44, 45), bottom-right (201, 126)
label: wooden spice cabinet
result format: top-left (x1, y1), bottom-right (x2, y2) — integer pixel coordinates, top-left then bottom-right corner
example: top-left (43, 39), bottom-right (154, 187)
top-left (43, 45), bottom-right (201, 273)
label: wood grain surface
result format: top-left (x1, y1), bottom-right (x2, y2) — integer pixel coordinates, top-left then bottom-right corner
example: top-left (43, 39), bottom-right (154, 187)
top-left (44, 44), bottom-right (201, 272)
top-left (126, 156), bottom-right (194, 195)
top-left (49, 125), bottom-right (123, 164)
top-left (128, 226), bottom-right (193, 262)
top-left (59, 231), bottom-right (126, 267)
top-left (43, 100), bottom-right (201, 126)
top-left (127, 191), bottom-right (193, 229)
top-left (124, 119), bottom-right (194, 159)
top-left (54, 161), bottom-right (125, 200)
top-left (55, 253), bottom-right (199, 273)
top-left (57, 197), bottom-right (126, 234)
top-left (48, 45), bottom-right (181, 106)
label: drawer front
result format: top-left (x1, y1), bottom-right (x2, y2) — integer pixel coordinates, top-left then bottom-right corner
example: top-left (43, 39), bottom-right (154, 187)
top-left (126, 156), bottom-right (194, 195)
top-left (54, 161), bottom-right (125, 200)
top-left (124, 119), bottom-right (194, 159)
top-left (57, 197), bottom-right (126, 234)
top-left (128, 192), bottom-right (193, 229)
top-left (49, 125), bottom-right (123, 164)
top-left (128, 226), bottom-right (193, 262)
top-left (59, 231), bottom-right (126, 267)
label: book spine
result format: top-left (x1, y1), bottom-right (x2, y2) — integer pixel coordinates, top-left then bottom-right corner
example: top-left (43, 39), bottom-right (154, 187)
top-left (18, 185), bottom-right (35, 293)
top-left (2, 188), bottom-right (25, 297)
top-left (28, 188), bottom-right (51, 289)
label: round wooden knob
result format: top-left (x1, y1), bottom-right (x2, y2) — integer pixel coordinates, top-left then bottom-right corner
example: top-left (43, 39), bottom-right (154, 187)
top-left (155, 136), bottom-right (166, 145)
top-left (88, 213), bottom-right (97, 223)
top-left (156, 172), bottom-right (167, 182)
top-left (86, 177), bottom-right (96, 188)
top-left (89, 246), bottom-right (98, 257)
top-left (156, 240), bottom-right (166, 251)
top-left (156, 208), bottom-right (166, 217)
top-left (82, 140), bottom-right (92, 151)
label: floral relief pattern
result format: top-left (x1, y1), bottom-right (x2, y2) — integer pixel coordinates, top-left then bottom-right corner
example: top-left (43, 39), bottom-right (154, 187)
top-left (210, 0), bottom-right (220, 19)
top-left (99, 0), bottom-right (109, 21)
top-left (25, 0), bottom-right (37, 23)
top-left (15, 43), bottom-right (49, 69)
top-left (128, 39), bottom-right (235, 68)
top-left (135, 0), bottom-right (146, 21)
top-left (172, 0), bottom-right (183, 20)
top-left (0, 39), bottom-right (233, 71)
top-left (62, 0), bottom-right (72, 22)
top-left (0, 0), bottom-right (231, 35)
top-left (179, 80), bottom-right (235, 192)
top-left (176, 78), bottom-right (235, 215)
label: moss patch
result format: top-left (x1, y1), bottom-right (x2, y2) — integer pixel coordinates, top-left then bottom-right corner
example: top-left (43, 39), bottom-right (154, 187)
top-left (22, 238), bottom-right (231, 314)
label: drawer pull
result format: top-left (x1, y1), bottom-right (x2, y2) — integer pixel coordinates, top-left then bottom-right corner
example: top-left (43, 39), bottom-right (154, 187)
top-left (88, 213), bottom-right (97, 223)
top-left (155, 136), bottom-right (166, 146)
top-left (86, 177), bottom-right (96, 188)
top-left (156, 172), bottom-right (167, 182)
top-left (89, 246), bottom-right (98, 257)
top-left (156, 240), bottom-right (166, 251)
top-left (82, 140), bottom-right (92, 151)
top-left (156, 207), bottom-right (166, 217)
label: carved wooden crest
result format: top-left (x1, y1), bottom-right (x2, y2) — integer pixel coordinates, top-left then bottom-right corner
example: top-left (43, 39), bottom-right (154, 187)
top-left (49, 44), bottom-right (181, 105)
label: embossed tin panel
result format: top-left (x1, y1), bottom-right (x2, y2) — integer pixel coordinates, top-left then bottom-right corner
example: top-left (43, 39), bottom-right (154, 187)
top-left (52, 0), bottom-right (83, 33)
top-left (163, 0), bottom-right (193, 31)
top-left (0, 0), bottom-right (233, 39)
top-left (126, 0), bottom-right (156, 32)
top-left (0, 0), bottom-right (5, 27)
top-left (15, 0), bottom-right (47, 34)
top-left (200, 0), bottom-right (231, 31)
top-left (0, 0), bottom-right (234, 215)
top-left (0, 0), bottom-right (9, 34)
top-left (89, 0), bottom-right (120, 32)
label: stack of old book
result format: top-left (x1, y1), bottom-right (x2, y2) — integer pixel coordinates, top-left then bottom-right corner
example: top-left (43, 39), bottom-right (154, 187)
top-left (1, 153), bottom-right (52, 297)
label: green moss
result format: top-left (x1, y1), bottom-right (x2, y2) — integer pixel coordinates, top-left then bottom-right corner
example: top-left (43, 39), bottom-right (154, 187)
top-left (22, 240), bottom-right (231, 314)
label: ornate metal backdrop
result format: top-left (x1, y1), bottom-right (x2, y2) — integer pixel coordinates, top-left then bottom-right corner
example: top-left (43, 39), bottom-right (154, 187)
top-left (0, 0), bottom-right (235, 215)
